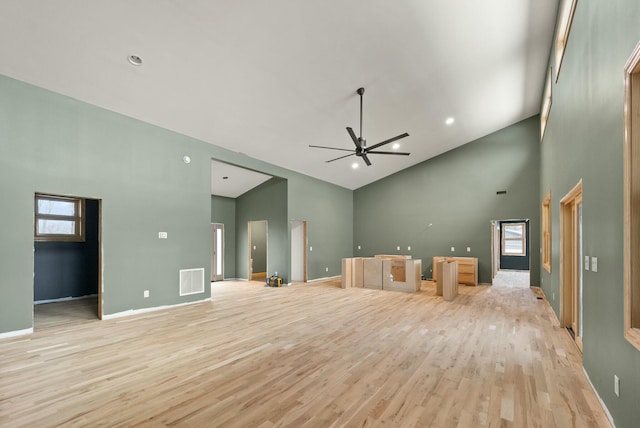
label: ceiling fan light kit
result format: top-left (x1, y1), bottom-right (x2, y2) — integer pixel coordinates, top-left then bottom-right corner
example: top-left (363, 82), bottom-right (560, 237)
top-left (309, 87), bottom-right (410, 166)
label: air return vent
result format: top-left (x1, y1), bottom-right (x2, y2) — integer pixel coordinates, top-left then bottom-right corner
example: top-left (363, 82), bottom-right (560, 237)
top-left (179, 268), bottom-right (205, 296)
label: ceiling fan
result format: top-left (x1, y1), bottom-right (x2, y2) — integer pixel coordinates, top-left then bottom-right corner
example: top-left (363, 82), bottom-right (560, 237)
top-left (310, 87), bottom-right (410, 166)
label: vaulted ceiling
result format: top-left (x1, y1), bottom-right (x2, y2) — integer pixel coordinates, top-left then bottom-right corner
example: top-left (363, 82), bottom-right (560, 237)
top-left (0, 1), bottom-right (558, 190)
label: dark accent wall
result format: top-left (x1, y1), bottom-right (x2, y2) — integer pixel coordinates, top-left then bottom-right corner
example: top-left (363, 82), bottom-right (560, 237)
top-left (211, 195), bottom-right (236, 278)
top-left (540, 1), bottom-right (640, 425)
top-left (34, 198), bottom-right (99, 301)
top-left (354, 116), bottom-right (541, 285)
top-left (236, 178), bottom-right (288, 282)
top-left (498, 220), bottom-right (530, 271)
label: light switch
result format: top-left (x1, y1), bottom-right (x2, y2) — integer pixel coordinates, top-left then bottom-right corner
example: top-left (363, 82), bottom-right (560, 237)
top-left (592, 257), bottom-right (598, 272)
top-left (584, 256), bottom-right (590, 271)
top-left (309, 246), bottom-right (313, 251)
top-left (253, 245), bottom-right (257, 250)
top-left (158, 232), bottom-right (167, 239)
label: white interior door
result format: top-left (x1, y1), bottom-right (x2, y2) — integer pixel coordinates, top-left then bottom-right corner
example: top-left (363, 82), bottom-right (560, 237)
top-left (211, 223), bottom-right (224, 282)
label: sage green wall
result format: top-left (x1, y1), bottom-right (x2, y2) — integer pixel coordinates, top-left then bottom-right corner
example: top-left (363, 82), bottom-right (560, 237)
top-left (236, 178), bottom-right (288, 281)
top-left (354, 116), bottom-right (541, 286)
top-left (0, 74), bottom-right (353, 334)
top-left (0, 75), bottom-right (213, 326)
top-left (288, 175), bottom-right (353, 280)
top-left (211, 195), bottom-right (236, 279)
top-left (540, 1), bottom-right (640, 426)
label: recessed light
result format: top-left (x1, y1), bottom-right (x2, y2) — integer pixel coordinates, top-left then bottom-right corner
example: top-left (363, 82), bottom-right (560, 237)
top-left (392, 143), bottom-right (400, 150)
top-left (352, 163), bottom-right (359, 169)
top-left (445, 117), bottom-right (455, 125)
top-left (128, 55), bottom-right (143, 66)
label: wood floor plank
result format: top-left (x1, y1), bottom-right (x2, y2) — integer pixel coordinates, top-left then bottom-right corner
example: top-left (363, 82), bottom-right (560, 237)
top-left (0, 279), bottom-right (612, 427)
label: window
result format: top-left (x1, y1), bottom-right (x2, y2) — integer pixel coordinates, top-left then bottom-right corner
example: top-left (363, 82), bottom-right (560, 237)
top-left (553, 0), bottom-right (577, 82)
top-left (34, 194), bottom-right (84, 241)
top-left (502, 223), bottom-right (526, 256)
top-left (624, 40), bottom-right (640, 351)
top-left (541, 67), bottom-right (552, 141)
top-left (542, 192), bottom-right (551, 272)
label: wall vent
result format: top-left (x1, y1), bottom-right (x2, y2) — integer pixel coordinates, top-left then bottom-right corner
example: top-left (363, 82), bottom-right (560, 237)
top-left (179, 268), bottom-right (205, 296)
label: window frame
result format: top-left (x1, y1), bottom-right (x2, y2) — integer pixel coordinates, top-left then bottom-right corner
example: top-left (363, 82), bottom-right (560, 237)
top-left (34, 194), bottom-right (85, 242)
top-left (541, 67), bottom-right (552, 141)
top-left (553, 0), bottom-right (577, 83)
top-left (542, 192), bottom-right (552, 272)
top-left (501, 222), bottom-right (526, 257)
top-left (623, 40), bottom-right (640, 351)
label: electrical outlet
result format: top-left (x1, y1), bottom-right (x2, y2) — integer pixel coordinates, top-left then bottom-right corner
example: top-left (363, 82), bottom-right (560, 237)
top-left (407, 246), bottom-right (411, 251)
top-left (592, 257), bottom-right (598, 272)
top-left (309, 246), bottom-right (313, 251)
top-left (144, 290), bottom-right (149, 298)
top-left (614, 375), bottom-right (620, 397)
top-left (451, 247), bottom-right (455, 252)
top-left (584, 256), bottom-right (590, 271)
top-left (397, 246), bottom-right (400, 251)
top-left (158, 232), bottom-right (167, 239)
top-left (357, 245), bottom-right (361, 250)
top-left (467, 247), bottom-right (471, 252)
top-left (325, 267), bottom-right (328, 272)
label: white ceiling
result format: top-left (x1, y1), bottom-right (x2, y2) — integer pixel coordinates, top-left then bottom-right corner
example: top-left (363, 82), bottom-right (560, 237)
top-left (0, 1), bottom-right (558, 191)
top-left (211, 160), bottom-right (272, 198)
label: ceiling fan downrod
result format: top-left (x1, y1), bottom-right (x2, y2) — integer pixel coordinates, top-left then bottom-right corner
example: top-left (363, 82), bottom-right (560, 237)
top-left (357, 87), bottom-right (365, 145)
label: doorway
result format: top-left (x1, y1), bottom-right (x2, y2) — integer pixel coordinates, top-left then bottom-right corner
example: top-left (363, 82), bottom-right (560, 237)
top-left (248, 220), bottom-right (268, 281)
top-left (560, 181), bottom-right (583, 351)
top-left (211, 223), bottom-right (224, 282)
top-left (490, 219), bottom-right (530, 284)
top-left (33, 193), bottom-right (102, 324)
top-left (290, 220), bottom-right (307, 283)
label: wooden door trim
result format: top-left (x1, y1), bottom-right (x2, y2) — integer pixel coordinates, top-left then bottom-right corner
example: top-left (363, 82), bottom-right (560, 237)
top-left (559, 180), bottom-right (582, 350)
top-left (97, 199), bottom-right (103, 320)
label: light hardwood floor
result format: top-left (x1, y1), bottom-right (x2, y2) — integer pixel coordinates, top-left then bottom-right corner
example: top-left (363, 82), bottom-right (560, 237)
top-left (1, 280), bottom-right (611, 427)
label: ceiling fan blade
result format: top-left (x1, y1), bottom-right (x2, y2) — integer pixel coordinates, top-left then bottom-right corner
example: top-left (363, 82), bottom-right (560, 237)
top-left (309, 145), bottom-right (354, 152)
top-left (366, 151), bottom-right (411, 156)
top-left (366, 132), bottom-right (409, 151)
top-left (326, 153), bottom-right (356, 163)
top-left (362, 153), bottom-right (372, 166)
top-left (346, 127), bottom-right (361, 149)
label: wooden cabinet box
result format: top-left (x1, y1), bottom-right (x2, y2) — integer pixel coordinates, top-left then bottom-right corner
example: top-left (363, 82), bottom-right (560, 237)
top-left (342, 256), bottom-right (421, 292)
top-left (432, 256), bottom-right (478, 286)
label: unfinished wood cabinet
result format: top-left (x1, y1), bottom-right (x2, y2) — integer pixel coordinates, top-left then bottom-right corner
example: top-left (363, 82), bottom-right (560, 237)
top-left (432, 256), bottom-right (478, 286)
top-left (342, 256), bottom-right (421, 292)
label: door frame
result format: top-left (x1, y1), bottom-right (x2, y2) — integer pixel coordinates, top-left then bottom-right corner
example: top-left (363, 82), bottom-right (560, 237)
top-left (290, 220), bottom-right (308, 283)
top-left (33, 194), bottom-right (103, 320)
top-left (248, 220), bottom-right (268, 281)
top-left (211, 223), bottom-right (224, 282)
top-left (560, 180), bottom-right (583, 350)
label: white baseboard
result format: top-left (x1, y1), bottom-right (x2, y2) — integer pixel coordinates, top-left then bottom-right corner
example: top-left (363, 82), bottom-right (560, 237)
top-left (582, 367), bottom-right (616, 427)
top-left (307, 275), bottom-right (341, 283)
top-left (0, 327), bottom-right (33, 340)
top-left (102, 298), bottom-right (210, 320)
